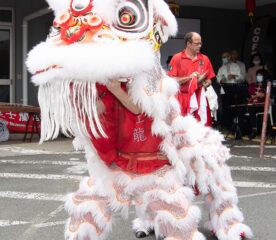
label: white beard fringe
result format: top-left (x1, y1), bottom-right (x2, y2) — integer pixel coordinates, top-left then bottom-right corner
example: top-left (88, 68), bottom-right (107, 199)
top-left (38, 81), bottom-right (107, 143)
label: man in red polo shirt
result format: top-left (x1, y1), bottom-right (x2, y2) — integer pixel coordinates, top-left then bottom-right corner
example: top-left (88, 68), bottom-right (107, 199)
top-left (168, 32), bottom-right (215, 126)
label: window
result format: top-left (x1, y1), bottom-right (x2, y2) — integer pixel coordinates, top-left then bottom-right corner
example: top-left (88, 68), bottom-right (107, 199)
top-left (0, 10), bottom-right (12, 23)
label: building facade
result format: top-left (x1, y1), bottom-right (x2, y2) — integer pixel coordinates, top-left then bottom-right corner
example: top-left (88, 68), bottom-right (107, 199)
top-left (0, 0), bottom-right (275, 105)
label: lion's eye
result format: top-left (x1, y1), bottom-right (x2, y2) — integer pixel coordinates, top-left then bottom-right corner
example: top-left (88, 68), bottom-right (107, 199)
top-left (117, 4), bottom-right (139, 28)
top-left (71, 0), bottom-right (92, 15)
top-left (113, 0), bottom-right (149, 34)
top-left (119, 8), bottom-right (136, 26)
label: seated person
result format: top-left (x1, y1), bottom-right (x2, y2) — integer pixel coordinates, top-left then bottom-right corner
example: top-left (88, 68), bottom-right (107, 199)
top-left (217, 51), bottom-right (243, 83)
top-left (237, 68), bottom-right (271, 139)
top-left (247, 68), bottom-right (270, 104)
top-left (246, 53), bottom-right (268, 84)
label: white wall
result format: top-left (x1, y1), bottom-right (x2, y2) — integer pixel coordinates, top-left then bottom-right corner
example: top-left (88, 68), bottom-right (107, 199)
top-left (160, 18), bottom-right (201, 68)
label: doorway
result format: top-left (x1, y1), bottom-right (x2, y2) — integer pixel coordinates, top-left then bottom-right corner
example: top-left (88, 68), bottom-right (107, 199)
top-left (0, 8), bottom-right (14, 103)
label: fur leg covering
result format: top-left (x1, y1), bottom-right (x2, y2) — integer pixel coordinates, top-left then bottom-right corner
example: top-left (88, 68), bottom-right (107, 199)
top-left (174, 116), bottom-right (253, 240)
top-left (65, 139), bottom-right (126, 240)
top-left (64, 176), bottom-right (113, 240)
top-left (133, 166), bottom-right (205, 240)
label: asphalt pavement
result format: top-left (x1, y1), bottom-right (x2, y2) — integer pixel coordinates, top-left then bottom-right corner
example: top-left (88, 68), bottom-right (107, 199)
top-left (0, 137), bottom-right (275, 240)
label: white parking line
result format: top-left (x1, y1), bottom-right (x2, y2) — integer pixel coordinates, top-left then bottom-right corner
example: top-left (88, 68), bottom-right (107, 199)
top-left (0, 220), bottom-right (31, 227)
top-left (0, 173), bottom-right (83, 180)
top-left (234, 181), bottom-right (276, 188)
top-left (231, 155), bottom-right (253, 159)
top-left (0, 220), bottom-right (66, 228)
top-left (0, 159), bottom-right (85, 166)
top-left (65, 165), bottom-right (88, 174)
top-left (239, 190), bottom-right (276, 199)
top-left (35, 220), bottom-right (66, 228)
top-left (264, 155), bottom-right (276, 159)
top-left (0, 191), bottom-right (65, 201)
top-left (194, 190), bottom-right (276, 205)
top-left (233, 145), bottom-right (276, 149)
top-left (69, 158), bottom-right (80, 161)
top-left (230, 166), bottom-right (276, 172)
top-left (0, 146), bottom-right (82, 155)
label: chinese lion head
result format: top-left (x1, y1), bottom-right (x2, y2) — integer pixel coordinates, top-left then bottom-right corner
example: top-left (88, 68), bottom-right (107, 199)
top-left (26, 0), bottom-right (178, 142)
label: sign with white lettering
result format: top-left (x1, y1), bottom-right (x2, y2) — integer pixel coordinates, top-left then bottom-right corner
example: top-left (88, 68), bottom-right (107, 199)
top-left (243, 17), bottom-right (270, 67)
top-left (0, 112), bottom-right (40, 133)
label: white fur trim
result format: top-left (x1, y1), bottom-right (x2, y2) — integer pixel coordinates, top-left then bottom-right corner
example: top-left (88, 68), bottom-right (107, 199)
top-left (72, 137), bottom-right (85, 151)
top-left (168, 97), bottom-right (181, 115)
top-left (154, 206), bottom-right (201, 236)
top-left (160, 76), bottom-right (179, 97)
top-left (46, 0), bottom-right (70, 16)
top-left (132, 218), bottom-right (150, 235)
top-left (227, 223), bottom-right (253, 240)
top-left (141, 187), bottom-right (194, 212)
top-left (216, 223), bottom-right (253, 240)
top-left (65, 217), bottom-right (112, 240)
top-left (85, 149), bottom-right (114, 182)
top-left (93, 0), bottom-right (116, 24)
top-left (219, 207), bottom-right (244, 229)
top-left (192, 231), bottom-right (206, 240)
top-left (151, 119), bottom-right (171, 137)
top-left (27, 41), bottom-right (155, 86)
top-left (152, 0), bottom-right (178, 40)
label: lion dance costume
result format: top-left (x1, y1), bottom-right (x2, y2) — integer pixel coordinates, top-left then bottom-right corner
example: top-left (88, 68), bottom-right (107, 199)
top-left (26, 0), bottom-right (253, 239)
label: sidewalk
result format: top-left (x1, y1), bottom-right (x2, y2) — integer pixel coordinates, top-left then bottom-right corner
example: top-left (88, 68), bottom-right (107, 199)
top-left (1, 133), bottom-right (275, 157)
top-left (0, 137), bottom-right (75, 157)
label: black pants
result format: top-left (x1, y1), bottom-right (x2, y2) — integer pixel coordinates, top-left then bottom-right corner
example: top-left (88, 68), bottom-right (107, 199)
top-left (235, 106), bottom-right (264, 136)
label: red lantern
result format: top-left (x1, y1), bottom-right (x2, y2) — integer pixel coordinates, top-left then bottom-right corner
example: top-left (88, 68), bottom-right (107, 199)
top-left (168, 2), bottom-right (180, 17)
top-left (246, 0), bottom-right (256, 17)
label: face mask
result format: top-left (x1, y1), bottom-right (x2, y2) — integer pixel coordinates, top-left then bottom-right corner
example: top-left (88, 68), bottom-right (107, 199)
top-left (253, 60), bottom-right (261, 66)
top-left (222, 58), bottom-right (228, 65)
top-left (256, 75), bottom-right (263, 83)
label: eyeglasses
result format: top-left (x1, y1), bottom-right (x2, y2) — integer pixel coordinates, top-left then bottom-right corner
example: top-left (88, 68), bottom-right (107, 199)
top-left (190, 41), bottom-right (203, 46)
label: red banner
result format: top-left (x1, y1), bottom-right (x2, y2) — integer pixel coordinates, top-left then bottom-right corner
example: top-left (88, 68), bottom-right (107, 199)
top-left (0, 112), bottom-right (40, 133)
top-left (246, 0), bottom-right (256, 16)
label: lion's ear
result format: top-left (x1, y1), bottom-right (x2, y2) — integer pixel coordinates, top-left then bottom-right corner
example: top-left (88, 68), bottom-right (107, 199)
top-left (152, 0), bottom-right (178, 41)
top-left (45, 0), bottom-right (71, 16)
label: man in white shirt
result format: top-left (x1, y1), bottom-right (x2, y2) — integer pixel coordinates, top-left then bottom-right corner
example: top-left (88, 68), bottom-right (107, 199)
top-left (217, 52), bottom-right (242, 83)
top-left (231, 50), bottom-right (246, 81)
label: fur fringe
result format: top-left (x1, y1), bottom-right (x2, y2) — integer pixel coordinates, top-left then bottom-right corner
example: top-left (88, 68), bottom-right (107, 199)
top-left (38, 81), bottom-right (106, 143)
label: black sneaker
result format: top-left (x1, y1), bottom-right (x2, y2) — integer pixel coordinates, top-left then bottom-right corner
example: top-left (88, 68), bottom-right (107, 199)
top-left (135, 231), bottom-right (147, 238)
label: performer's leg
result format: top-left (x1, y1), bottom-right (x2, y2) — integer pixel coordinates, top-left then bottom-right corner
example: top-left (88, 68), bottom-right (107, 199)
top-left (64, 138), bottom-right (125, 240)
top-left (187, 132), bottom-right (252, 239)
top-left (64, 176), bottom-right (113, 240)
top-left (138, 175), bottom-right (205, 240)
top-left (133, 193), bottom-right (155, 238)
top-left (174, 117), bottom-right (253, 240)
top-left (194, 153), bottom-right (252, 240)
top-left (203, 147), bottom-right (252, 239)
top-left (201, 167), bottom-right (253, 240)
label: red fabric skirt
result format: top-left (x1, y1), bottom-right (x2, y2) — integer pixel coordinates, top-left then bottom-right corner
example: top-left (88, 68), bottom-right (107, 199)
top-left (87, 84), bottom-right (169, 174)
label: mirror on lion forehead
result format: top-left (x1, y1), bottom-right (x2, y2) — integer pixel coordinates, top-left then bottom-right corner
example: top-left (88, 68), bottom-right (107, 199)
top-left (71, 0), bottom-right (93, 14)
